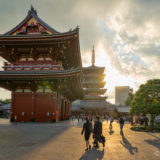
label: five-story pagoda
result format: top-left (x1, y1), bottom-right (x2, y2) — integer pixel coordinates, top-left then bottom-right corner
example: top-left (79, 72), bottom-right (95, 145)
top-left (0, 6), bottom-right (84, 122)
top-left (81, 46), bottom-right (107, 110)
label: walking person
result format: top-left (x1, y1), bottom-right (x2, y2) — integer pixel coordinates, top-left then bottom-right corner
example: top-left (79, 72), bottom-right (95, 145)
top-left (144, 116), bottom-right (149, 127)
top-left (106, 115), bottom-right (109, 123)
top-left (93, 116), bottom-right (104, 148)
top-left (109, 116), bottom-right (113, 130)
top-left (81, 117), bottom-right (92, 151)
top-left (119, 115), bottom-right (125, 135)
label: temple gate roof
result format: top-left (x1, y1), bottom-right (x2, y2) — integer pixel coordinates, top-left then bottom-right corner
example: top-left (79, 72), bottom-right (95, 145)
top-left (5, 5), bottom-right (60, 35)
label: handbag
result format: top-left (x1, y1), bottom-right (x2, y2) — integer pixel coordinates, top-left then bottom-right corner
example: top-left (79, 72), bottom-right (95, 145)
top-left (99, 135), bottom-right (105, 143)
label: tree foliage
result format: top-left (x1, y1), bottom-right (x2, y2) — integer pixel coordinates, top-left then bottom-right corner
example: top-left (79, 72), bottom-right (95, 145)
top-left (125, 88), bottom-right (134, 106)
top-left (0, 99), bottom-right (11, 105)
top-left (130, 79), bottom-right (160, 128)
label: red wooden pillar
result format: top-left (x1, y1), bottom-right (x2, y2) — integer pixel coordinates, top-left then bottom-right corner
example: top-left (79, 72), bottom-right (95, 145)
top-left (59, 98), bottom-right (62, 120)
top-left (55, 92), bottom-right (59, 122)
top-left (32, 92), bottom-right (36, 121)
top-left (10, 91), bottom-right (15, 122)
top-left (63, 99), bottom-right (65, 120)
top-left (65, 101), bottom-right (68, 119)
top-left (64, 100), bottom-right (66, 119)
top-left (68, 102), bottom-right (71, 119)
top-left (66, 101), bottom-right (69, 119)
top-left (60, 98), bottom-right (63, 120)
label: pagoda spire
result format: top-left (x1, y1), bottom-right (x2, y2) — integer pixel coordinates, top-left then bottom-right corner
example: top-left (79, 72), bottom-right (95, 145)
top-left (92, 45), bottom-right (95, 66)
top-left (28, 5), bottom-right (37, 15)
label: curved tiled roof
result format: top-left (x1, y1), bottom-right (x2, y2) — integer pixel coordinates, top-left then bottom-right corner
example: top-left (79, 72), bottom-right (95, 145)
top-left (0, 67), bottom-right (81, 79)
top-left (5, 6), bottom-right (60, 35)
top-left (83, 65), bottom-right (105, 69)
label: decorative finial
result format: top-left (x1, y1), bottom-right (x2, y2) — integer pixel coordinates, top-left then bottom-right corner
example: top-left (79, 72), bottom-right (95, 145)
top-left (31, 5), bottom-right (34, 11)
top-left (28, 5), bottom-right (37, 15)
top-left (92, 45), bottom-right (95, 66)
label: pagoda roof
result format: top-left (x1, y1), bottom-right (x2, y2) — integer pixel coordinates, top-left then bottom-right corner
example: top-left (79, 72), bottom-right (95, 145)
top-left (0, 6), bottom-right (82, 69)
top-left (83, 73), bottom-right (105, 81)
top-left (83, 65), bottom-right (105, 73)
top-left (83, 81), bottom-right (106, 88)
top-left (0, 27), bottom-right (79, 40)
top-left (4, 6), bottom-right (60, 35)
top-left (0, 67), bottom-right (84, 101)
top-left (0, 67), bottom-right (81, 80)
top-left (0, 28), bottom-right (81, 69)
top-left (84, 73), bottom-right (105, 77)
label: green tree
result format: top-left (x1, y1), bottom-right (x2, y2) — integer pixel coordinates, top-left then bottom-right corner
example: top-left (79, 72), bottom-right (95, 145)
top-left (0, 99), bottom-right (11, 105)
top-left (125, 88), bottom-right (134, 106)
top-left (130, 79), bottom-right (160, 128)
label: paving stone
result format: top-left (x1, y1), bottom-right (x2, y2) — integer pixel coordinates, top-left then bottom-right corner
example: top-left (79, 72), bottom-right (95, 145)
top-left (0, 119), bottom-right (160, 160)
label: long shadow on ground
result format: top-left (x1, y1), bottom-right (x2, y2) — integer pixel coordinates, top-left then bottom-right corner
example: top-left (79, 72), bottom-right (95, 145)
top-left (0, 121), bottom-right (72, 160)
top-left (109, 128), bottom-right (114, 135)
top-left (145, 138), bottom-right (160, 150)
top-left (120, 134), bottom-right (138, 155)
top-left (79, 147), bottom-right (104, 160)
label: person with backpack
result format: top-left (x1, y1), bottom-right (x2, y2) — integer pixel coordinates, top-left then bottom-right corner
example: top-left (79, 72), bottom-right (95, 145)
top-left (93, 116), bottom-right (104, 148)
top-left (119, 115), bottom-right (125, 135)
top-left (81, 117), bottom-right (92, 151)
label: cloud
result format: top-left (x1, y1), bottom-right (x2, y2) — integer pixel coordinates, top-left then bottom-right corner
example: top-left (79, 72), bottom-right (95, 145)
top-left (104, 0), bottom-right (160, 83)
top-left (0, 0), bottom-right (160, 102)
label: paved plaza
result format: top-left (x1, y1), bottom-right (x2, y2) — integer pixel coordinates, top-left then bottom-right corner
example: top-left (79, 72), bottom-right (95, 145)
top-left (0, 118), bottom-right (160, 160)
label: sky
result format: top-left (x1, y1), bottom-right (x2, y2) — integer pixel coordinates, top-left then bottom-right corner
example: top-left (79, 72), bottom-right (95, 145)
top-left (0, 0), bottom-right (160, 103)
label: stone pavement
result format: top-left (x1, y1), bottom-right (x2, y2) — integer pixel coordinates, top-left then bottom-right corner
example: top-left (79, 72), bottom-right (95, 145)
top-left (0, 118), bottom-right (160, 160)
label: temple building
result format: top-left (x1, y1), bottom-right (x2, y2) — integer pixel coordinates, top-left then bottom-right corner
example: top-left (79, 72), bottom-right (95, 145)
top-left (72, 47), bottom-right (107, 114)
top-left (0, 6), bottom-right (84, 122)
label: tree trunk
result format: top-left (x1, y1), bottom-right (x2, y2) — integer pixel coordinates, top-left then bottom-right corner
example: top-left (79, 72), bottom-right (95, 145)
top-left (150, 114), bottom-right (155, 130)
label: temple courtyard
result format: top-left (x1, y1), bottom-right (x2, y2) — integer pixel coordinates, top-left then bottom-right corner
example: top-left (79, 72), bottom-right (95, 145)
top-left (0, 118), bottom-right (160, 160)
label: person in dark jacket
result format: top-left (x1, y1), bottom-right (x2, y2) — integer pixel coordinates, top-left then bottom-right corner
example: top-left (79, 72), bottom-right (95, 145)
top-left (119, 115), bottom-right (125, 135)
top-left (93, 116), bottom-right (102, 148)
top-left (144, 116), bottom-right (149, 127)
top-left (81, 117), bottom-right (92, 151)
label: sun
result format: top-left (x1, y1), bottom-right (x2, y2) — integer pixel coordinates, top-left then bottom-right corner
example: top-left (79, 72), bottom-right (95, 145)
top-left (94, 43), bottom-right (138, 103)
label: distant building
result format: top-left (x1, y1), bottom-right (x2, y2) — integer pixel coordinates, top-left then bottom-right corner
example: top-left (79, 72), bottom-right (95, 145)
top-left (0, 103), bottom-right (10, 118)
top-left (115, 86), bottom-right (130, 105)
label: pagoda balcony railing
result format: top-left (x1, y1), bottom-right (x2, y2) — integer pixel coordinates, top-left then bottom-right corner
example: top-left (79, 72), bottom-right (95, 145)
top-left (4, 60), bottom-right (60, 66)
top-left (3, 63), bottom-right (63, 71)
